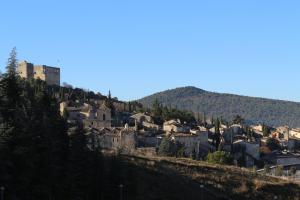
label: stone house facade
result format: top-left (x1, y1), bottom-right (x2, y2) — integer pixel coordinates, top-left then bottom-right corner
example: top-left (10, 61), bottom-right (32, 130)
top-left (163, 119), bottom-right (189, 133)
top-left (233, 140), bottom-right (260, 167)
top-left (87, 127), bottom-right (137, 154)
top-left (290, 128), bottom-right (300, 139)
top-left (170, 131), bottom-right (209, 158)
top-left (60, 101), bottom-right (112, 129)
top-left (83, 103), bottom-right (112, 129)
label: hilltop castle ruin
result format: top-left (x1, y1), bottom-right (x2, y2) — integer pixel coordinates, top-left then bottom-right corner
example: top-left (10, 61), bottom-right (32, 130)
top-left (17, 60), bottom-right (60, 85)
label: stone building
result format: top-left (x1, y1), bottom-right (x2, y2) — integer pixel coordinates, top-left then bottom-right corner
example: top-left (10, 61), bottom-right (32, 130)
top-left (131, 113), bottom-right (153, 124)
top-left (60, 101), bottom-right (88, 123)
top-left (163, 119), bottom-right (190, 133)
top-left (83, 103), bottom-right (112, 129)
top-left (170, 131), bottom-right (209, 158)
top-left (60, 101), bottom-right (112, 129)
top-left (290, 128), bottom-right (300, 139)
top-left (233, 140), bottom-right (260, 167)
top-left (86, 126), bottom-right (137, 154)
top-left (130, 113), bottom-right (161, 131)
top-left (17, 60), bottom-right (60, 85)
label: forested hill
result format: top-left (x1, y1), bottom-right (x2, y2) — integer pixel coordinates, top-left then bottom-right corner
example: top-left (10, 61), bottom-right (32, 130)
top-left (138, 86), bottom-right (300, 128)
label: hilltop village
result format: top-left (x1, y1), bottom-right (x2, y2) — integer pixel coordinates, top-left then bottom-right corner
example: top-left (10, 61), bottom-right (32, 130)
top-left (16, 61), bottom-right (300, 181)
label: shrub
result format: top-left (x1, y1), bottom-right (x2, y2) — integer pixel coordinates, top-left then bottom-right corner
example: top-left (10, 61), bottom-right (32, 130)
top-left (275, 165), bottom-right (284, 177)
top-left (264, 165), bottom-right (271, 175)
top-left (158, 137), bottom-right (174, 156)
top-left (289, 166), bottom-right (297, 176)
top-left (206, 151), bottom-right (233, 165)
top-left (175, 142), bottom-right (185, 158)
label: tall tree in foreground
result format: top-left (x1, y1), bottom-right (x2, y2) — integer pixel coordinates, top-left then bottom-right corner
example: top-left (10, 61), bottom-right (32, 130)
top-left (68, 124), bottom-right (102, 200)
top-left (0, 47), bottom-right (23, 123)
top-left (68, 125), bottom-right (88, 199)
top-left (0, 48), bottom-right (25, 199)
top-left (0, 49), bottom-right (70, 200)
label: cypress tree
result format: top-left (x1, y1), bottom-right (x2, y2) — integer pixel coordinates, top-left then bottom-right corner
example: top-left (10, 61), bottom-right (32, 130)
top-left (214, 118), bottom-right (221, 150)
top-left (105, 90), bottom-right (115, 117)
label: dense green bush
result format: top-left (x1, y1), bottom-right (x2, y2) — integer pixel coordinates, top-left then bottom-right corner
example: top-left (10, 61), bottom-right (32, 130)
top-left (158, 137), bottom-right (176, 156)
top-left (206, 151), bottom-right (233, 165)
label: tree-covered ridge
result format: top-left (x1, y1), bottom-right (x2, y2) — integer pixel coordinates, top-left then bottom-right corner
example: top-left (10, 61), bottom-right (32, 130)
top-left (138, 86), bottom-right (300, 128)
top-left (149, 98), bottom-right (196, 125)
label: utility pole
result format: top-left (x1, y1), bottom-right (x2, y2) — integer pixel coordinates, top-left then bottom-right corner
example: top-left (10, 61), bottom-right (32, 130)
top-left (1, 186), bottom-right (5, 200)
top-left (200, 185), bottom-right (204, 200)
top-left (119, 184), bottom-right (124, 200)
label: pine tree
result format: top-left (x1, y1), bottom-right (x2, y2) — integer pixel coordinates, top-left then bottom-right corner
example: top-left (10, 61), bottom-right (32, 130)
top-left (6, 47), bottom-right (17, 76)
top-left (0, 48), bottom-right (23, 123)
top-left (0, 48), bottom-right (25, 198)
top-left (68, 124), bottom-right (90, 200)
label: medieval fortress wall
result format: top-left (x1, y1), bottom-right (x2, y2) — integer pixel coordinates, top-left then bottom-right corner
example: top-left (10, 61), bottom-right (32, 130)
top-left (17, 60), bottom-right (60, 85)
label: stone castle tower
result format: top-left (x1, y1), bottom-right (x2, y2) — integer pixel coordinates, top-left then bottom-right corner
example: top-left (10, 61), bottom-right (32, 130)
top-left (17, 60), bottom-right (60, 85)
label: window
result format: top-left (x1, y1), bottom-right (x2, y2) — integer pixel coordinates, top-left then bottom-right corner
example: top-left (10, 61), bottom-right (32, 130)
top-left (103, 114), bottom-right (106, 121)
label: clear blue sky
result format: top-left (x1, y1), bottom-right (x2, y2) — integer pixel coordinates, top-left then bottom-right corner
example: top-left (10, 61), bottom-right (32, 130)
top-left (0, 0), bottom-right (299, 101)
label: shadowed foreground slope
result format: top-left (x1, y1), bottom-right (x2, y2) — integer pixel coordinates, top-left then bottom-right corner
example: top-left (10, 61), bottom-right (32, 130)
top-left (111, 155), bottom-right (300, 200)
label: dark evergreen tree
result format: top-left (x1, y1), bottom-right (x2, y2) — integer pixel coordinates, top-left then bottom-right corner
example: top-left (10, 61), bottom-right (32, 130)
top-left (68, 124), bottom-right (90, 200)
top-left (262, 123), bottom-right (270, 137)
top-left (0, 48), bottom-right (26, 199)
top-left (266, 138), bottom-right (281, 151)
top-left (152, 98), bottom-right (162, 116)
top-left (105, 90), bottom-right (116, 117)
top-left (151, 98), bottom-right (164, 125)
top-left (214, 118), bottom-right (221, 150)
top-left (0, 49), bottom-right (70, 200)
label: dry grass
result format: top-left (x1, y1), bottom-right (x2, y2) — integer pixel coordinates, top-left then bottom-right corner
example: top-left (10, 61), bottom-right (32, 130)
top-left (123, 154), bottom-right (300, 200)
top-left (233, 180), bottom-right (249, 193)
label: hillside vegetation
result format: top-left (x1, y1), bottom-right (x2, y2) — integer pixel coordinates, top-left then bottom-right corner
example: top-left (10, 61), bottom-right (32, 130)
top-left (122, 154), bottom-right (300, 200)
top-left (138, 86), bottom-right (300, 127)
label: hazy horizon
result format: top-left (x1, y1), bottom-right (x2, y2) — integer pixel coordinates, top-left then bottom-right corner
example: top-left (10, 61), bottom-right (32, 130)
top-left (1, 0), bottom-right (300, 102)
